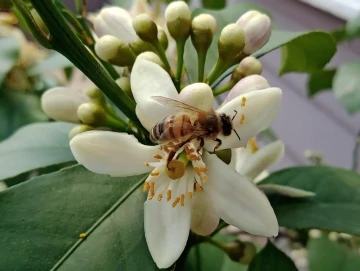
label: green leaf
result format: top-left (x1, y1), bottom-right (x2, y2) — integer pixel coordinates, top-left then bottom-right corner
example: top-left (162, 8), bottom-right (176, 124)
top-left (0, 37), bottom-right (20, 85)
top-left (201, 0), bottom-right (226, 9)
top-left (278, 31), bottom-right (336, 75)
top-left (184, 4), bottom-right (336, 82)
top-left (346, 13), bottom-right (360, 40)
top-left (0, 91), bottom-right (48, 140)
top-left (333, 62), bottom-right (360, 114)
top-left (308, 236), bottom-right (360, 271)
top-left (307, 69), bottom-right (336, 97)
top-left (0, 122), bottom-right (75, 181)
top-left (260, 166), bottom-right (360, 236)
top-left (248, 241), bottom-right (298, 271)
top-left (0, 166), bottom-right (161, 271)
top-left (28, 51), bottom-right (73, 76)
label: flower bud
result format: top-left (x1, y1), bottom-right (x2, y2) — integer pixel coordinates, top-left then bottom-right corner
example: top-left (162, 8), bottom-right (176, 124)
top-left (224, 75), bottom-right (270, 103)
top-left (137, 51), bottom-right (164, 68)
top-left (69, 125), bottom-right (94, 140)
top-left (95, 35), bottom-right (136, 66)
top-left (129, 39), bottom-right (154, 55)
top-left (231, 56), bottom-right (263, 82)
top-left (116, 77), bottom-right (133, 99)
top-left (223, 241), bottom-right (256, 265)
top-left (236, 11), bottom-right (271, 54)
top-left (218, 24), bottom-right (245, 63)
top-left (158, 28), bottom-right (168, 50)
top-left (84, 88), bottom-right (106, 105)
top-left (94, 7), bottom-right (137, 43)
top-left (191, 14), bottom-right (217, 51)
top-left (165, 1), bottom-right (191, 41)
top-left (41, 87), bottom-right (90, 123)
top-left (77, 103), bottom-right (106, 125)
top-left (132, 14), bottom-right (158, 43)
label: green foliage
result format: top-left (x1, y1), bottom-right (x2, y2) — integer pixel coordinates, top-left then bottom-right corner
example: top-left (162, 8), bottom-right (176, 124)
top-left (0, 122), bottom-right (75, 181)
top-left (0, 37), bottom-right (20, 85)
top-left (346, 13), bottom-right (360, 40)
top-left (0, 166), bottom-right (162, 271)
top-left (260, 166), bottom-right (360, 236)
top-left (333, 62), bottom-right (360, 114)
top-left (248, 242), bottom-right (298, 271)
top-left (307, 69), bottom-right (336, 97)
top-left (308, 236), bottom-right (360, 271)
top-left (184, 4), bottom-right (336, 82)
top-left (0, 91), bottom-right (47, 140)
top-left (201, 0), bottom-right (226, 10)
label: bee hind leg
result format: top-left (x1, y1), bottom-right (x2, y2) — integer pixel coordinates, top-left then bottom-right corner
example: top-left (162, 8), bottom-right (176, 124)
top-left (213, 138), bottom-right (222, 152)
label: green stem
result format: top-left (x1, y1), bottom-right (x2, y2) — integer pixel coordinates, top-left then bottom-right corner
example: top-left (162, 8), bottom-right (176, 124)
top-left (213, 80), bottom-right (235, 96)
top-left (197, 48), bottom-right (207, 82)
top-left (211, 220), bottom-right (228, 237)
top-left (206, 59), bottom-right (228, 86)
top-left (153, 40), bottom-right (173, 76)
top-left (105, 114), bottom-right (132, 133)
top-left (29, 0), bottom-right (146, 136)
top-left (175, 39), bottom-right (185, 88)
top-left (211, 67), bottom-right (234, 89)
top-left (11, 0), bottom-right (52, 49)
top-left (206, 238), bottom-right (227, 250)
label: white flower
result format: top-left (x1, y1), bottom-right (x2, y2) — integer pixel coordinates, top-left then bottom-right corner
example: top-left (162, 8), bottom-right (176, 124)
top-left (70, 58), bottom-right (282, 268)
top-left (230, 138), bottom-right (315, 197)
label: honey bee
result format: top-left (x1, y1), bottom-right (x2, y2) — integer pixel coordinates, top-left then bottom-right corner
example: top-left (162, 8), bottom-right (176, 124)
top-left (150, 96), bottom-right (240, 155)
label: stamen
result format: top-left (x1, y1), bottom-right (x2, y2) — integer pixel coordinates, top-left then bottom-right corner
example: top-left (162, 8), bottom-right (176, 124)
top-left (167, 190), bottom-right (172, 201)
top-left (172, 197), bottom-right (180, 207)
top-left (180, 194), bottom-right (185, 206)
top-left (143, 181), bottom-right (149, 192)
top-left (248, 138), bottom-right (259, 153)
top-left (144, 162), bottom-right (150, 166)
top-left (188, 192), bottom-right (193, 199)
top-left (241, 97), bottom-right (247, 107)
top-left (195, 183), bottom-right (203, 192)
top-left (150, 170), bottom-right (160, 176)
top-left (153, 153), bottom-right (163, 159)
top-left (149, 182), bottom-right (155, 199)
top-left (157, 194), bottom-right (163, 201)
top-left (201, 175), bottom-right (208, 183)
top-left (240, 114), bottom-right (245, 124)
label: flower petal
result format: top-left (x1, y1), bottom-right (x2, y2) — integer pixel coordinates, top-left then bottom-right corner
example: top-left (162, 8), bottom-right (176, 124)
top-left (202, 152), bottom-right (279, 237)
top-left (239, 140), bottom-right (284, 181)
top-left (191, 191), bottom-right (219, 236)
top-left (144, 199), bottom-right (191, 268)
top-left (131, 58), bottom-right (178, 130)
top-left (178, 83), bottom-right (214, 111)
top-left (70, 131), bottom-right (157, 176)
top-left (258, 184), bottom-right (315, 198)
top-left (229, 146), bottom-right (252, 176)
top-left (206, 87), bottom-right (282, 151)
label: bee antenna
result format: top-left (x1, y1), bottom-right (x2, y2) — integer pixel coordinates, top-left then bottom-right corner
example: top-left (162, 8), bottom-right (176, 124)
top-left (233, 129), bottom-right (241, 141)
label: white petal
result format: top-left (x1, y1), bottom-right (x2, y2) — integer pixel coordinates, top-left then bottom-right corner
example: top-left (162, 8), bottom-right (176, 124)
top-left (178, 83), bottom-right (214, 111)
top-left (144, 199), bottom-right (191, 268)
top-left (94, 7), bottom-right (138, 43)
top-left (0, 181), bottom-right (7, 192)
top-left (205, 87), bottom-right (282, 151)
top-left (41, 87), bottom-right (89, 123)
top-left (131, 58), bottom-right (178, 130)
top-left (253, 170), bottom-right (270, 184)
top-left (241, 140), bottom-right (284, 180)
top-left (258, 184), bottom-right (315, 198)
top-left (70, 131), bottom-right (157, 176)
top-left (191, 191), bottom-right (219, 236)
top-left (229, 147), bottom-right (252, 175)
top-left (202, 152), bottom-right (279, 237)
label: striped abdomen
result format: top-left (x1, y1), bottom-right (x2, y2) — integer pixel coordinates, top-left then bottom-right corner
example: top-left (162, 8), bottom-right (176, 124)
top-left (150, 114), bottom-right (194, 143)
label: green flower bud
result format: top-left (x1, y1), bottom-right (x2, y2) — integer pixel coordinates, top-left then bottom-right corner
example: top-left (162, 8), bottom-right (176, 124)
top-left (191, 13), bottom-right (217, 51)
top-left (115, 77), bottom-right (133, 99)
top-left (231, 56), bottom-right (262, 82)
top-left (218, 24), bottom-right (245, 63)
top-left (84, 88), bottom-right (106, 105)
top-left (95, 35), bottom-right (136, 66)
top-left (137, 51), bottom-right (165, 68)
top-left (69, 125), bottom-right (94, 140)
top-left (132, 14), bottom-right (158, 43)
top-left (223, 241), bottom-right (256, 265)
top-left (158, 28), bottom-right (169, 50)
top-left (165, 1), bottom-right (191, 41)
top-left (77, 103), bottom-right (106, 126)
top-left (129, 39), bottom-right (154, 55)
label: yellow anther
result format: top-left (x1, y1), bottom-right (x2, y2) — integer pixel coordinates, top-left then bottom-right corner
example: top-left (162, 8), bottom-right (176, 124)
top-left (188, 192), bottom-right (193, 199)
top-left (180, 194), bottom-right (185, 206)
top-left (148, 193), bottom-right (154, 200)
top-left (150, 170), bottom-right (160, 176)
top-left (145, 162), bottom-right (150, 166)
top-left (79, 233), bottom-right (87, 238)
top-left (241, 97), bottom-right (247, 107)
top-left (172, 197), bottom-right (180, 207)
top-left (240, 114), bottom-right (245, 124)
top-left (150, 182), bottom-right (155, 195)
top-left (201, 175), bottom-right (208, 184)
top-left (195, 183), bottom-right (203, 192)
top-left (167, 190), bottom-right (172, 201)
top-left (248, 138), bottom-right (259, 153)
top-left (157, 194), bottom-right (163, 201)
top-left (143, 181), bottom-right (150, 192)
top-left (188, 154), bottom-right (200, 161)
top-left (153, 153), bottom-right (163, 159)
top-left (194, 167), bottom-right (207, 175)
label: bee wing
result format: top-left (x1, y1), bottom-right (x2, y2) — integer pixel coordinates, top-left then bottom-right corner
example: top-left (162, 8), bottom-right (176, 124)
top-left (151, 96), bottom-right (208, 116)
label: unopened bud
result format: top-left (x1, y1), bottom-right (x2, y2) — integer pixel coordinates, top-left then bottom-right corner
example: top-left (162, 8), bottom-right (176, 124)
top-left (225, 75), bottom-right (269, 103)
top-left (129, 39), bottom-right (154, 55)
top-left (158, 28), bottom-right (168, 50)
top-left (115, 77), bottom-right (133, 99)
top-left (30, 9), bottom-right (49, 35)
top-left (77, 103), bottom-right (106, 125)
top-left (137, 51), bottom-right (164, 68)
top-left (223, 241), bottom-right (256, 265)
top-left (84, 88), bottom-right (106, 105)
top-left (191, 14), bottom-right (217, 51)
top-left (165, 1), bottom-right (191, 41)
top-left (41, 87), bottom-right (90, 123)
top-left (69, 125), bottom-right (94, 140)
top-left (218, 24), bottom-right (245, 63)
top-left (95, 35), bottom-right (136, 66)
top-left (132, 14), bottom-right (158, 43)
top-left (94, 7), bottom-right (138, 43)
top-left (236, 11), bottom-right (271, 54)
top-left (231, 56), bottom-right (263, 82)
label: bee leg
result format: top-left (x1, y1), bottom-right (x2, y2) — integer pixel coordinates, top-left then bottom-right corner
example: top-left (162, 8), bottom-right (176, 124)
top-left (197, 137), bottom-right (204, 152)
top-left (232, 110), bottom-right (238, 121)
top-left (213, 138), bottom-right (222, 152)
